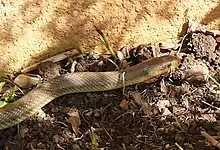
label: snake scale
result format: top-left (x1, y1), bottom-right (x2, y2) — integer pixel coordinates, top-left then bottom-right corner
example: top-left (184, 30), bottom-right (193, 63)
top-left (0, 55), bottom-right (180, 130)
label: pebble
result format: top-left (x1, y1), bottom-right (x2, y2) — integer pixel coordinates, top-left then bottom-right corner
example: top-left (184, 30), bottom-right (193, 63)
top-left (51, 107), bottom-right (59, 113)
top-left (72, 144), bottom-right (81, 150)
top-left (20, 127), bottom-right (29, 138)
top-left (52, 134), bottom-right (59, 144)
top-left (62, 107), bottom-right (71, 113)
top-left (93, 109), bottom-right (100, 117)
top-left (84, 109), bottom-right (93, 116)
top-left (93, 54), bottom-right (100, 59)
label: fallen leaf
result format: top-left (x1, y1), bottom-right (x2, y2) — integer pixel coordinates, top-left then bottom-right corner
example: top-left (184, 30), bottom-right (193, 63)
top-left (116, 51), bottom-right (125, 62)
top-left (131, 92), bottom-right (152, 115)
top-left (185, 65), bottom-right (209, 84)
top-left (0, 101), bottom-right (7, 108)
top-left (120, 99), bottom-right (129, 110)
top-left (187, 20), bottom-right (208, 33)
top-left (21, 49), bottom-right (79, 73)
top-left (159, 42), bottom-right (180, 50)
top-left (67, 108), bottom-right (81, 135)
top-left (160, 79), bottom-right (169, 94)
top-left (0, 82), bottom-right (5, 93)
top-left (14, 74), bottom-right (41, 88)
top-left (206, 30), bottom-right (220, 37)
top-left (201, 131), bottom-right (220, 149)
top-left (131, 92), bottom-right (142, 106)
top-left (156, 100), bottom-right (172, 117)
top-left (20, 126), bottom-right (29, 138)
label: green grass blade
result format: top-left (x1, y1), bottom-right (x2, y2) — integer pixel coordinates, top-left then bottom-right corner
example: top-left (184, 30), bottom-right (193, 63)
top-left (95, 26), bottom-right (117, 62)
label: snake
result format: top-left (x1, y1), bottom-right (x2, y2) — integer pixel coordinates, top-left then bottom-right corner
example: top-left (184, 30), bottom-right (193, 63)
top-left (0, 55), bottom-right (180, 130)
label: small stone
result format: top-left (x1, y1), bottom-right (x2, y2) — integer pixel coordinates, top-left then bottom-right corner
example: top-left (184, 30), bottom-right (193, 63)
top-left (71, 144), bottom-right (81, 150)
top-left (93, 54), bottom-right (100, 59)
top-left (175, 132), bottom-right (185, 145)
top-left (93, 109), bottom-right (100, 117)
top-left (63, 107), bottom-right (71, 113)
top-left (84, 110), bottom-right (93, 116)
top-left (122, 136), bottom-right (131, 145)
top-left (20, 127), bottom-right (29, 138)
top-left (51, 107), bottom-right (59, 113)
top-left (157, 127), bottom-right (165, 135)
top-left (97, 61), bottom-right (104, 66)
top-left (52, 134), bottom-right (60, 144)
top-left (165, 144), bottom-right (170, 149)
top-left (38, 61), bottom-right (61, 79)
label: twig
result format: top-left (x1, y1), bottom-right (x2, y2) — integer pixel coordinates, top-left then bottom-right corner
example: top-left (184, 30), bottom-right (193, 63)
top-left (110, 111), bottom-right (132, 126)
top-left (181, 87), bottom-right (197, 99)
top-left (177, 33), bottom-right (188, 54)
top-left (3, 78), bottom-right (24, 95)
top-left (201, 131), bottom-right (220, 149)
top-left (57, 144), bottom-right (65, 150)
top-left (55, 121), bottom-right (68, 127)
top-left (22, 48), bottom-right (79, 73)
top-left (122, 72), bottom-right (126, 96)
top-left (208, 74), bottom-right (220, 87)
top-left (74, 127), bottom-right (104, 141)
top-left (101, 124), bottom-right (113, 140)
top-left (122, 143), bottom-right (127, 150)
top-left (106, 58), bottom-right (119, 70)
top-left (201, 100), bottom-right (220, 111)
top-left (175, 143), bottom-right (184, 150)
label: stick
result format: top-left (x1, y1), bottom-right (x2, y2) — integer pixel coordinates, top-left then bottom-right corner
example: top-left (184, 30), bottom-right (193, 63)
top-left (22, 49), bottom-right (79, 73)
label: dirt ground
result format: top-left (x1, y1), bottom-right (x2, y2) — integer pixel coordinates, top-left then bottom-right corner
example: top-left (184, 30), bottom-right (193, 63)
top-left (0, 31), bottom-right (220, 150)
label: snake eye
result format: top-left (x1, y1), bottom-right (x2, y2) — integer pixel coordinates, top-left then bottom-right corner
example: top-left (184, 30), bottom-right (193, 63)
top-left (161, 62), bottom-right (172, 70)
top-left (157, 62), bottom-right (174, 74)
top-left (167, 63), bottom-right (172, 68)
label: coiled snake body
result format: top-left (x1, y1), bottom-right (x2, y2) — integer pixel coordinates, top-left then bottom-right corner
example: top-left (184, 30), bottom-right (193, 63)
top-left (0, 55), bottom-right (180, 130)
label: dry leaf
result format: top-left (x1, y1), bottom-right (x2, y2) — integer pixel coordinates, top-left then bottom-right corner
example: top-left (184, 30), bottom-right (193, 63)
top-left (206, 30), bottom-right (220, 36)
top-left (215, 35), bottom-right (220, 42)
top-left (67, 108), bottom-right (81, 135)
top-left (187, 20), bottom-right (208, 33)
top-left (160, 80), bottom-right (177, 97)
top-left (201, 131), bottom-right (220, 149)
top-left (185, 65), bottom-right (209, 84)
top-left (14, 74), bottom-right (41, 88)
top-left (19, 126), bottom-right (29, 138)
top-left (159, 42), bottom-right (180, 50)
top-left (120, 99), bottom-right (129, 110)
top-left (160, 80), bottom-right (169, 94)
top-left (131, 92), bottom-right (152, 115)
top-left (116, 51), bottom-right (125, 62)
top-left (156, 100), bottom-right (172, 117)
top-left (22, 49), bottom-right (79, 73)
top-left (131, 92), bottom-right (142, 106)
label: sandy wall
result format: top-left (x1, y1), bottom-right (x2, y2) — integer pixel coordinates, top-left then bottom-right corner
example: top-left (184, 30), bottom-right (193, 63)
top-left (0, 0), bottom-right (220, 73)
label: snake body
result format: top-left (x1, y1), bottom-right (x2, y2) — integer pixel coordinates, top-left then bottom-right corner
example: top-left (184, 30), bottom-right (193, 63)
top-left (0, 55), bottom-right (180, 130)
